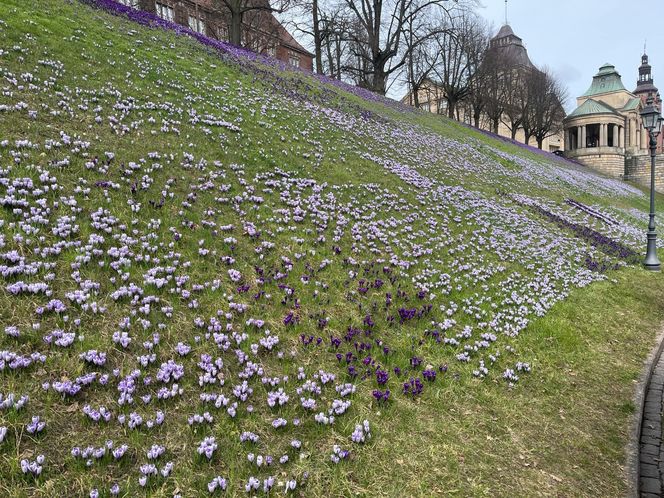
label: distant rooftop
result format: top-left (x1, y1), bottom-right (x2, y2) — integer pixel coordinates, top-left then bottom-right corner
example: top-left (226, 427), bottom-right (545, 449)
top-left (634, 52), bottom-right (659, 96)
top-left (489, 24), bottom-right (534, 69)
top-left (581, 63), bottom-right (627, 97)
top-left (566, 96), bottom-right (641, 120)
top-left (494, 24), bottom-right (519, 40)
top-left (567, 98), bottom-right (619, 118)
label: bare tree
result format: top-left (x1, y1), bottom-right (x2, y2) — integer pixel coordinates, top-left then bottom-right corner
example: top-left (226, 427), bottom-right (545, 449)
top-left (286, 0), bottom-right (346, 77)
top-left (480, 53), bottom-right (509, 133)
top-left (524, 68), bottom-right (567, 149)
top-left (459, 18), bottom-right (489, 126)
top-left (431, 9), bottom-right (485, 118)
top-left (320, 10), bottom-right (350, 78)
top-left (340, 0), bottom-right (471, 95)
top-left (402, 12), bottom-right (441, 108)
top-left (212, 0), bottom-right (290, 48)
top-left (311, 0), bottom-right (323, 72)
top-left (244, 9), bottom-right (284, 53)
top-left (500, 64), bottom-right (527, 139)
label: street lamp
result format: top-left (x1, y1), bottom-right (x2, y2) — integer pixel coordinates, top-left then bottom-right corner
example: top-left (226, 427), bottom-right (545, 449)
top-left (640, 94), bottom-right (662, 271)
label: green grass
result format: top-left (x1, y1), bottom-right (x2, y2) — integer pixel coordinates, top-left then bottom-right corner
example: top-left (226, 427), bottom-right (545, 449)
top-left (0, 1), bottom-right (663, 497)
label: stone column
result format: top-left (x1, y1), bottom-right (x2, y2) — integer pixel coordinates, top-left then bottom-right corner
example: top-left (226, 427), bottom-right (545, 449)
top-left (600, 124), bottom-right (606, 146)
top-left (619, 126), bottom-right (624, 148)
top-left (580, 126), bottom-right (586, 149)
top-left (584, 126), bottom-right (588, 148)
top-left (613, 125), bottom-right (619, 148)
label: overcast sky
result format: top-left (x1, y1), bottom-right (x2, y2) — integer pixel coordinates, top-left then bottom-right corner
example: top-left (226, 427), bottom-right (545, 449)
top-left (478, 0), bottom-right (664, 112)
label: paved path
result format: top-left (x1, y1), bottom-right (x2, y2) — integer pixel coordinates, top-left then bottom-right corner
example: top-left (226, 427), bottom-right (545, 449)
top-left (640, 351), bottom-right (664, 497)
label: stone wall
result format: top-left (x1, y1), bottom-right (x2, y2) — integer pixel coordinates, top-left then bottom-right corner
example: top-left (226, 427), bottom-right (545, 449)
top-left (565, 148), bottom-right (625, 177)
top-left (624, 155), bottom-right (664, 193)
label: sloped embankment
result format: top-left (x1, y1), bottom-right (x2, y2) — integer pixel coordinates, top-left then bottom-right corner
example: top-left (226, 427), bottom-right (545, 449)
top-left (0, 0), bottom-right (663, 496)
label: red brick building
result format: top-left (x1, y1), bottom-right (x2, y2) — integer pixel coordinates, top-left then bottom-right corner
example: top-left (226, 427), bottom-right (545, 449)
top-left (118, 0), bottom-right (314, 71)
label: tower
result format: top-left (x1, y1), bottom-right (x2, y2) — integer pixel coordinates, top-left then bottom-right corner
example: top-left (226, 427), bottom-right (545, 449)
top-left (488, 24), bottom-right (534, 69)
top-left (633, 53), bottom-right (663, 153)
top-left (634, 52), bottom-right (660, 106)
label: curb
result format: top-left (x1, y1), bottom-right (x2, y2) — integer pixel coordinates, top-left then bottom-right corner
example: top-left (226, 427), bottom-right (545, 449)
top-left (627, 325), bottom-right (664, 498)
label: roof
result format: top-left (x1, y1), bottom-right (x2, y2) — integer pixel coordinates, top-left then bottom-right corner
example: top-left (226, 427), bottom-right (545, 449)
top-left (487, 24), bottom-right (534, 69)
top-left (621, 97), bottom-right (641, 111)
top-left (567, 98), bottom-right (620, 118)
top-left (634, 82), bottom-right (659, 95)
top-left (494, 24), bottom-right (519, 40)
top-left (581, 63), bottom-right (627, 97)
top-left (274, 21), bottom-right (313, 57)
top-left (487, 44), bottom-right (534, 68)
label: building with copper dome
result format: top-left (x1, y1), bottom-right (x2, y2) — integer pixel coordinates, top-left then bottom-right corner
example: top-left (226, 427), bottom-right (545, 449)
top-left (563, 55), bottom-right (663, 190)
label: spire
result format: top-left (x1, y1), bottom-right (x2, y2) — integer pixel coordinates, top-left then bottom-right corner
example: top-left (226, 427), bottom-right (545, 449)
top-left (505, 0), bottom-right (508, 25)
top-left (635, 51), bottom-right (658, 97)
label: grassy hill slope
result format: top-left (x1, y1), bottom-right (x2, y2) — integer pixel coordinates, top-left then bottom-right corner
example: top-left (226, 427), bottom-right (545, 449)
top-left (1, 1), bottom-right (664, 496)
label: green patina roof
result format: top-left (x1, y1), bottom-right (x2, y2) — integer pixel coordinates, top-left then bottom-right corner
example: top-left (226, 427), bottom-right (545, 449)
top-left (581, 63), bottom-right (627, 97)
top-left (567, 98), bottom-right (620, 118)
top-left (621, 97), bottom-right (641, 111)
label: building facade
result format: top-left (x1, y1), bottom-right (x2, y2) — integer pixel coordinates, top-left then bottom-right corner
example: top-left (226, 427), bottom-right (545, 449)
top-left (478, 25), bottom-right (564, 153)
top-left (117, 0), bottom-right (313, 71)
top-left (400, 24), bottom-right (564, 153)
top-left (400, 78), bottom-right (446, 114)
top-left (563, 56), bottom-right (663, 191)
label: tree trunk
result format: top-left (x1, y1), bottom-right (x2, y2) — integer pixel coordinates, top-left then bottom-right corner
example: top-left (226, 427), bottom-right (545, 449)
top-left (473, 108), bottom-right (480, 127)
top-left (372, 71), bottom-right (388, 95)
top-left (325, 42), bottom-right (334, 76)
top-left (492, 117), bottom-right (499, 134)
top-left (229, 8), bottom-right (242, 46)
top-left (312, 0), bottom-right (323, 74)
top-left (511, 126), bottom-right (518, 140)
top-left (447, 100), bottom-right (456, 119)
top-left (537, 138), bottom-right (544, 149)
top-left (407, 50), bottom-right (418, 108)
top-left (335, 38), bottom-right (342, 79)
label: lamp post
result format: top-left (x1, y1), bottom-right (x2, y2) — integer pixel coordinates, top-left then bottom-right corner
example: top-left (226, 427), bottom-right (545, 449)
top-left (640, 94), bottom-right (662, 271)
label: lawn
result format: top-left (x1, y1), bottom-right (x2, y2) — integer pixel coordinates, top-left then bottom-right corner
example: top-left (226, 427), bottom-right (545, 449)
top-left (0, 1), bottom-right (663, 496)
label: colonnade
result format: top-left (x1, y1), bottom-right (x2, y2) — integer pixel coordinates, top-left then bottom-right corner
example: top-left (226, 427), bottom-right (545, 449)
top-left (564, 123), bottom-right (625, 151)
top-left (564, 119), bottom-right (651, 152)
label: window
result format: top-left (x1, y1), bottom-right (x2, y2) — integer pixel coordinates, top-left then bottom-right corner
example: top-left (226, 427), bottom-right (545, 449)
top-left (420, 102), bottom-right (430, 112)
top-left (155, 2), bottom-right (175, 22)
top-left (118, 0), bottom-right (140, 7)
top-left (289, 53), bottom-right (300, 68)
top-left (188, 16), bottom-right (205, 34)
top-left (266, 45), bottom-right (276, 57)
top-left (217, 25), bottom-right (228, 41)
